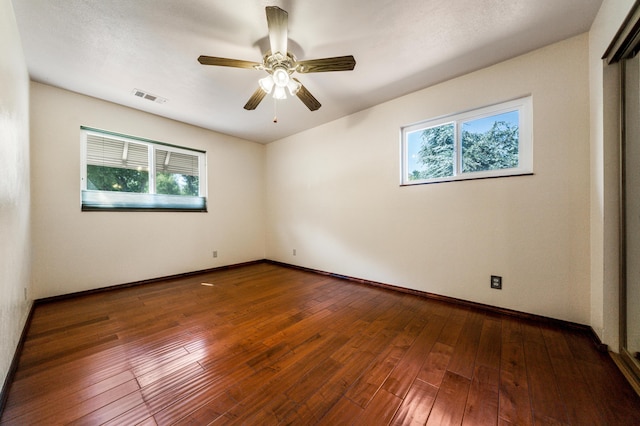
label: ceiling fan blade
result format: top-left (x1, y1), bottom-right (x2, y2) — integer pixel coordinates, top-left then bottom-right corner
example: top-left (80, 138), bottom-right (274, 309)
top-left (266, 6), bottom-right (288, 56)
top-left (293, 79), bottom-right (321, 111)
top-left (296, 55), bottom-right (356, 73)
top-left (244, 87), bottom-right (267, 110)
top-left (198, 56), bottom-right (262, 69)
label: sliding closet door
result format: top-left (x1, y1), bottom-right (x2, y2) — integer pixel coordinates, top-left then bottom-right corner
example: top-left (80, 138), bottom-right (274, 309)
top-left (604, 1), bottom-right (640, 387)
top-left (625, 51), bottom-right (640, 370)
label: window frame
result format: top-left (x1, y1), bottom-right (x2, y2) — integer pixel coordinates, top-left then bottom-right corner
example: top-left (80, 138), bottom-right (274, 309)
top-left (80, 127), bottom-right (207, 212)
top-left (400, 96), bottom-right (533, 185)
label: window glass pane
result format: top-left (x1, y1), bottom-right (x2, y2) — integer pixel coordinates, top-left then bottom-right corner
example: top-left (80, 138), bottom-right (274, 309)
top-left (86, 135), bottom-right (149, 193)
top-left (461, 111), bottom-right (519, 173)
top-left (155, 149), bottom-right (200, 196)
top-left (407, 123), bottom-right (455, 181)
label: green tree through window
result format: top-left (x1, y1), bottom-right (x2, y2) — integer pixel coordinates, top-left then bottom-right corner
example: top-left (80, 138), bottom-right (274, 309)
top-left (87, 165), bottom-right (149, 192)
top-left (414, 123), bottom-right (454, 180)
top-left (461, 120), bottom-right (519, 173)
top-left (156, 173), bottom-right (200, 196)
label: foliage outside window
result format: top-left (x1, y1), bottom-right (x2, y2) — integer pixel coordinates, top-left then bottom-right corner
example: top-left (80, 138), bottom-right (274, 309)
top-left (401, 97), bottom-right (532, 185)
top-left (80, 127), bottom-right (207, 211)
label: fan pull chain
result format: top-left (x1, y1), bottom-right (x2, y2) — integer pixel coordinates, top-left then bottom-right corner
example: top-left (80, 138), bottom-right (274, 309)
top-left (273, 98), bottom-right (278, 123)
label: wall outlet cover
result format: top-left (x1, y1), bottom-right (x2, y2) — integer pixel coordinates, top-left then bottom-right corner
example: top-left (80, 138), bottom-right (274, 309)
top-left (491, 275), bottom-right (502, 289)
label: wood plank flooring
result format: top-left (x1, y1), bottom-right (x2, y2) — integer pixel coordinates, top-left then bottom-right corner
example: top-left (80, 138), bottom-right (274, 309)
top-left (1, 262), bottom-right (639, 425)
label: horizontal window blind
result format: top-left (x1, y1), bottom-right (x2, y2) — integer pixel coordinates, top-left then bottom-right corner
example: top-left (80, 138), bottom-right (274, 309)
top-left (155, 149), bottom-right (199, 176)
top-left (87, 134), bottom-right (149, 170)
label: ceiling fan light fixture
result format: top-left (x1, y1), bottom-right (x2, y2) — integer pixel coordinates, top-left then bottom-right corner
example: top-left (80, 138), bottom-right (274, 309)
top-left (259, 75), bottom-right (275, 94)
top-left (272, 67), bottom-right (290, 87)
top-left (273, 85), bottom-right (287, 100)
top-left (287, 79), bottom-right (301, 96)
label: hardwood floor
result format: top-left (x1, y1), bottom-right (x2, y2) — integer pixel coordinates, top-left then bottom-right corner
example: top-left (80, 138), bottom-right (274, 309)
top-left (1, 262), bottom-right (639, 425)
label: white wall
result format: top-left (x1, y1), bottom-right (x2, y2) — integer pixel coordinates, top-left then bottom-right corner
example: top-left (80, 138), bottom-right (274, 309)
top-left (266, 34), bottom-right (591, 324)
top-left (589, 0), bottom-right (636, 350)
top-left (0, 0), bottom-right (32, 391)
top-left (30, 83), bottom-right (265, 299)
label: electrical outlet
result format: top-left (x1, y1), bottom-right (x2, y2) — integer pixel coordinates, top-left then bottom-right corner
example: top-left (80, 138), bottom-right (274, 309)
top-left (491, 275), bottom-right (502, 290)
top-left (293, 249), bottom-right (296, 256)
top-left (213, 250), bottom-right (218, 258)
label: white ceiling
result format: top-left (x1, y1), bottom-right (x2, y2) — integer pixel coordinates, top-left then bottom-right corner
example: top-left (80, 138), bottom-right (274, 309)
top-left (12, 0), bottom-right (602, 144)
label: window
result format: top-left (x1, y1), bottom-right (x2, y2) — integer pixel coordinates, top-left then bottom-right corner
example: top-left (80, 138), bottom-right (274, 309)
top-left (401, 96), bottom-right (532, 185)
top-left (80, 127), bottom-right (207, 211)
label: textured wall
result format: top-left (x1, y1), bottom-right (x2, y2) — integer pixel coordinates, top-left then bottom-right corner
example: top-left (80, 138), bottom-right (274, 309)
top-left (0, 0), bottom-right (32, 392)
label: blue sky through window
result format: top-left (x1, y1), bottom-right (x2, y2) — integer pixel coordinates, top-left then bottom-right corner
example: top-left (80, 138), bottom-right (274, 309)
top-left (462, 110), bottom-right (518, 135)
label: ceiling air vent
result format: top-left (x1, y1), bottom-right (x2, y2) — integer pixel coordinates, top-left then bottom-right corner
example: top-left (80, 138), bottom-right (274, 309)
top-left (131, 89), bottom-right (167, 104)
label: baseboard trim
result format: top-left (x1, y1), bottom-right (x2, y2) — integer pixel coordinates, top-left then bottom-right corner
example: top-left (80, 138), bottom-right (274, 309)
top-left (266, 260), bottom-right (608, 351)
top-left (34, 260), bottom-right (264, 305)
top-left (0, 301), bottom-right (35, 417)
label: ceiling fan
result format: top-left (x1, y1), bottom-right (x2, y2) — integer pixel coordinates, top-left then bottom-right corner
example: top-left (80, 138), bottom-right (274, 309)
top-left (198, 6), bottom-right (356, 112)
